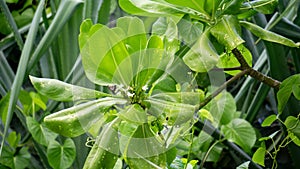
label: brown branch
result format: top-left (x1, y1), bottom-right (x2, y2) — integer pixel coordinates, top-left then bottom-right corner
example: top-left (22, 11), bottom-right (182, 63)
top-left (212, 66), bottom-right (243, 71)
top-left (199, 69), bottom-right (249, 109)
top-left (232, 48), bottom-right (281, 90)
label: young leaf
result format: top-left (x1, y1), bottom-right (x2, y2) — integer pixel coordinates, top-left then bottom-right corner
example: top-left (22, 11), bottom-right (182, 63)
top-left (277, 74), bottom-right (300, 114)
top-left (26, 117), bottom-right (58, 146)
top-left (183, 29), bottom-right (219, 72)
top-left (83, 120), bottom-right (120, 169)
top-left (44, 97), bottom-right (126, 137)
top-left (221, 118), bottom-right (256, 153)
top-left (252, 147), bottom-right (266, 167)
top-left (261, 114), bottom-right (277, 127)
top-left (210, 15), bottom-right (245, 50)
top-left (284, 116), bottom-right (300, 139)
top-left (29, 76), bottom-right (110, 102)
top-left (240, 21), bottom-right (300, 47)
top-left (47, 138), bottom-right (76, 169)
top-left (198, 109), bottom-right (214, 123)
top-left (217, 44), bottom-right (252, 76)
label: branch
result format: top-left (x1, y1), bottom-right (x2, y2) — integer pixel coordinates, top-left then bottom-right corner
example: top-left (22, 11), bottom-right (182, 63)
top-left (212, 66), bottom-right (243, 71)
top-left (232, 48), bottom-right (281, 90)
top-left (199, 69), bottom-right (249, 109)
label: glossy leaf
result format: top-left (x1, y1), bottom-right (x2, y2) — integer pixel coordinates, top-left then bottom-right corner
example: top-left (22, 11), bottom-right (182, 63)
top-left (26, 117), bottom-right (58, 146)
top-left (177, 17), bottom-right (203, 44)
top-left (0, 146), bottom-right (30, 169)
top-left (221, 0), bottom-right (245, 15)
top-left (221, 118), bottom-right (256, 153)
top-left (7, 131), bottom-right (20, 148)
top-left (119, 122), bottom-right (166, 168)
top-left (183, 30), bottom-right (219, 72)
top-left (79, 17), bottom-right (170, 88)
top-left (0, 92), bottom-right (9, 125)
top-left (277, 74), bottom-right (300, 114)
top-left (44, 97), bottom-right (126, 137)
top-left (240, 21), bottom-right (300, 47)
top-left (210, 15), bottom-right (244, 50)
top-left (119, 0), bottom-right (184, 17)
top-left (150, 92), bottom-right (204, 105)
top-left (47, 138), bottom-right (76, 169)
top-left (236, 161), bottom-right (250, 169)
top-left (217, 44), bottom-right (252, 76)
top-left (164, 0), bottom-right (208, 16)
top-left (198, 109), bottom-right (214, 123)
top-left (241, 0), bottom-right (278, 14)
top-left (83, 120), bottom-right (119, 169)
top-left (145, 98), bottom-right (196, 125)
top-left (261, 115), bottom-right (277, 127)
top-left (118, 104), bottom-right (147, 124)
top-left (205, 91), bottom-right (237, 126)
top-left (284, 116), bottom-right (300, 139)
top-left (252, 147), bottom-right (266, 167)
top-left (29, 76), bottom-right (110, 102)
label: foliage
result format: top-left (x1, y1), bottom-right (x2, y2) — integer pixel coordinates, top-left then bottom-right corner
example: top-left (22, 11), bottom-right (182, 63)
top-left (1, 0), bottom-right (300, 169)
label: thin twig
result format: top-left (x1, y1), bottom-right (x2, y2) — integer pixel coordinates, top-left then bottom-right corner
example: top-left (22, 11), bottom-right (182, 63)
top-left (199, 69), bottom-right (249, 109)
top-left (212, 66), bottom-right (243, 71)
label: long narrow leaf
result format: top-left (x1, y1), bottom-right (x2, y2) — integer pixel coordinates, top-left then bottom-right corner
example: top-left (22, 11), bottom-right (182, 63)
top-left (0, 0), bottom-right (45, 156)
top-left (0, 0), bottom-right (24, 49)
top-left (27, 0), bottom-right (84, 73)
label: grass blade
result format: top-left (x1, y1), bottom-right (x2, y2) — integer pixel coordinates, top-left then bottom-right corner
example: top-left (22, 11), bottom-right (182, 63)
top-left (0, 0), bottom-right (24, 49)
top-left (0, 0), bottom-right (45, 156)
top-left (27, 0), bottom-right (84, 73)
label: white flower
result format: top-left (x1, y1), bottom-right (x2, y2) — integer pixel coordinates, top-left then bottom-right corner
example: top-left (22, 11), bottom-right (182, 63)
top-left (142, 85), bottom-right (148, 91)
top-left (127, 92), bottom-right (135, 97)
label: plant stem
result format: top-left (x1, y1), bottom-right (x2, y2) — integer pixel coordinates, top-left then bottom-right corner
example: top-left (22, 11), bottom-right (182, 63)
top-left (231, 48), bottom-right (281, 90)
top-left (199, 69), bottom-right (248, 109)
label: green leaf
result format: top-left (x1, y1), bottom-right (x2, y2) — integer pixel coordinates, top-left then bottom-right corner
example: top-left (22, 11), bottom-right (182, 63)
top-left (240, 21), bottom-right (300, 47)
top-left (145, 98), bottom-right (196, 125)
top-left (210, 15), bottom-right (244, 50)
top-left (217, 44), bottom-right (252, 76)
top-left (119, 122), bottom-right (166, 168)
top-left (241, 0), bottom-right (278, 14)
top-left (277, 74), bottom-right (300, 114)
top-left (118, 104), bottom-right (147, 124)
top-left (119, 0), bottom-right (184, 17)
top-left (183, 30), bottom-right (219, 72)
top-left (29, 92), bottom-right (47, 111)
top-left (7, 131), bottom-right (21, 148)
top-left (0, 0), bottom-right (45, 156)
top-left (205, 91), bottom-right (237, 126)
top-left (252, 147), bottom-right (266, 167)
top-left (0, 146), bottom-right (30, 169)
top-left (79, 17), bottom-right (170, 87)
top-left (47, 138), bottom-right (76, 169)
top-left (0, 92), bottom-right (10, 125)
top-left (236, 161), bottom-right (250, 169)
top-left (261, 114), bottom-right (277, 127)
top-left (288, 132), bottom-right (300, 146)
top-left (164, 0), bottom-right (208, 16)
top-left (26, 117), bottom-right (58, 146)
top-left (150, 92), bottom-right (204, 105)
top-left (221, 0), bottom-right (245, 15)
top-left (198, 109), bottom-right (214, 123)
top-left (177, 17), bottom-right (204, 44)
top-left (221, 118), bottom-right (256, 153)
top-left (44, 97), bottom-right (126, 137)
top-left (83, 120), bottom-right (119, 169)
top-left (29, 76), bottom-right (110, 102)
top-left (284, 116), bottom-right (300, 139)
